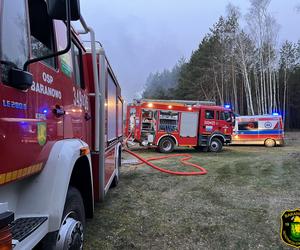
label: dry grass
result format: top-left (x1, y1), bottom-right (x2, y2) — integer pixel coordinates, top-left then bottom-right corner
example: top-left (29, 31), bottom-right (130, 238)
top-left (85, 132), bottom-right (300, 250)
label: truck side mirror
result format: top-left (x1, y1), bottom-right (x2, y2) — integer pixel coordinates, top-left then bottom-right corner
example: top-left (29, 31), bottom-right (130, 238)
top-left (47, 0), bottom-right (81, 21)
top-left (9, 68), bottom-right (33, 91)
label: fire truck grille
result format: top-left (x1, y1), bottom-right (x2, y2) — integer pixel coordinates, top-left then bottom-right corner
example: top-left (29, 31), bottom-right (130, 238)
top-left (11, 217), bottom-right (48, 242)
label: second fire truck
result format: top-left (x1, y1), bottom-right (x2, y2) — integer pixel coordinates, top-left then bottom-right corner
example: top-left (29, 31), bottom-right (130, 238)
top-left (125, 99), bottom-right (234, 153)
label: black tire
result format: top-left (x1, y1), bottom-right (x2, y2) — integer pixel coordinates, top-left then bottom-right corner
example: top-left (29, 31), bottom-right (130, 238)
top-left (111, 148), bottom-right (121, 188)
top-left (37, 187), bottom-right (85, 250)
top-left (158, 137), bottom-right (175, 153)
top-left (264, 138), bottom-right (276, 147)
top-left (59, 187), bottom-right (85, 249)
top-left (63, 187), bottom-right (86, 227)
top-left (209, 138), bottom-right (223, 153)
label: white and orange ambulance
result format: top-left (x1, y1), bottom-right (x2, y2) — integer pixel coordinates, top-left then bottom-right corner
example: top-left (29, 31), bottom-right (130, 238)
top-left (232, 114), bottom-right (284, 147)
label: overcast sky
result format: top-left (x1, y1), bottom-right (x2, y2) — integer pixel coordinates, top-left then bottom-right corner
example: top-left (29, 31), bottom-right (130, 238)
top-left (79, 0), bottom-right (299, 102)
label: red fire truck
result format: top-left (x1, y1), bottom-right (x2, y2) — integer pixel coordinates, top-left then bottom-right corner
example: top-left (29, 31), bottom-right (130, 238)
top-left (125, 99), bottom-right (234, 153)
top-left (0, 1), bottom-right (123, 249)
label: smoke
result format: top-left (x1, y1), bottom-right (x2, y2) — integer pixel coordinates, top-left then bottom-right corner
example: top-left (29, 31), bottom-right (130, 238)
top-left (79, 0), bottom-right (299, 102)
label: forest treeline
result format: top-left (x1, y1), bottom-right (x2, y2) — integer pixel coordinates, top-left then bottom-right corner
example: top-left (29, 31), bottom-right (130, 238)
top-left (142, 0), bottom-right (300, 129)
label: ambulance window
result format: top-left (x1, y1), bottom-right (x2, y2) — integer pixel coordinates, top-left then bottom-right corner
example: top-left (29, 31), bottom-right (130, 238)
top-left (71, 41), bottom-right (84, 89)
top-left (1, 0), bottom-right (29, 82)
top-left (205, 110), bottom-right (215, 120)
top-left (28, 0), bottom-right (56, 68)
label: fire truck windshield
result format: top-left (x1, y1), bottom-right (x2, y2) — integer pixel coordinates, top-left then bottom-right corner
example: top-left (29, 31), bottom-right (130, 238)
top-left (0, 0), bottom-right (30, 81)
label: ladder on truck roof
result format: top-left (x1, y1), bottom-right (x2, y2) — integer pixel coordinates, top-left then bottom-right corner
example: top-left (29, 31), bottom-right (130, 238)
top-left (138, 99), bottom-right (216, 106)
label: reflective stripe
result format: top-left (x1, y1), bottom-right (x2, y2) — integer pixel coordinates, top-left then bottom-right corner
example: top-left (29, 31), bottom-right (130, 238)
top-left (236, 130), bottom-right (283, 135)
top-left (0, 163), bottom-right (43, 185)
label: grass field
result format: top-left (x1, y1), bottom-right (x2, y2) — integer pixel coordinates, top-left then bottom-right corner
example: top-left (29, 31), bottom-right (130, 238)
top-left (85, 133), bottom-right (300, 250)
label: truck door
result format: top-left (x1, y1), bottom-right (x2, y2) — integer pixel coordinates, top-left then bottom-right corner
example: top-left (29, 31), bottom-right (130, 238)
top-left (200, 108), bottom-right (217, 135)
top-left (0, 0), bottom-right (65, 183)
top-left (29, 2), bottom-right (65, 148)
top-left (216, 110), bottom-right (232, 135)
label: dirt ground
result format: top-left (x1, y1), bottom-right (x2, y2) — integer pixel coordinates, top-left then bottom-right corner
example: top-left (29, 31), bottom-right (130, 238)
top-left (85, 132), bottom-right (300, 250)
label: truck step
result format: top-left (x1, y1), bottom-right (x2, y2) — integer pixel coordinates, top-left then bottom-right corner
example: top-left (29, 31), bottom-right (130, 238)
top-left (11, 217), bottom-right (48, 242)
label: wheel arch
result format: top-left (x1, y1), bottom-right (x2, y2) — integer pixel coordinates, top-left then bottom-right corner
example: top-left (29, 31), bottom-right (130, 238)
top-left (114, 142), bottom-right (123, 177)
top-left (13, 139), bottom-right (94, 233)
top-left (157, 134), bottom-right (178, 146)
top-left (69, 155), bottom-right (94, 219)
top-left (209, 133), bottom-right (226, 145)
top-left (116, 142), bottom-right (122, 165)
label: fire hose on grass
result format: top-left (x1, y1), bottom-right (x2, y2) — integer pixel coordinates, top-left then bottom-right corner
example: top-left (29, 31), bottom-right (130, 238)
top-left (123, 133), bottom-right (208, 176)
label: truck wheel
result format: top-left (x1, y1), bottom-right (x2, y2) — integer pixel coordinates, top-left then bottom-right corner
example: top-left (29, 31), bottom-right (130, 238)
top-left (111, 148), bottom-right (121, 188)
top-left (56, 187), bottom-right (85, 250)
top-left (209, 138), bottom-right (223, 152)
top-left (158, 137), bottom-right (175, 153)
top-left (264, 139), bottom-right (276, 147)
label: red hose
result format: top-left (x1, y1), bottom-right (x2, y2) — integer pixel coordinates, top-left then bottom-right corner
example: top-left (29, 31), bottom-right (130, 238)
top-left (124, 148), bottom-right (207, 176)
top-left (123, 133), bottom-right (207, 176)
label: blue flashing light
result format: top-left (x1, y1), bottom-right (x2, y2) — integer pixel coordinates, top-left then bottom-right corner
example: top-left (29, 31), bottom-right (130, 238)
top-left (43, 109), bottom-right (48, 114)
top-left (272, 112), bottom-right (279, 116)
top-left (224, 104), bottom-right (231, 109)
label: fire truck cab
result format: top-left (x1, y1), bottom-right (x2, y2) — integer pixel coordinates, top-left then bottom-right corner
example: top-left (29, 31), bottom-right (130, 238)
top-left (125, 99), bottom-right (233, 153)
top-left (0, 0), bottom-right (123, 249)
